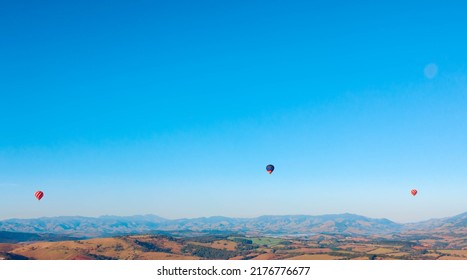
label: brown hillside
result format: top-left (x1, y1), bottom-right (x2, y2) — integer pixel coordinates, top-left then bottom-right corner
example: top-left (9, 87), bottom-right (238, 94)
top-left (1, 232), bottom-right (466, 260)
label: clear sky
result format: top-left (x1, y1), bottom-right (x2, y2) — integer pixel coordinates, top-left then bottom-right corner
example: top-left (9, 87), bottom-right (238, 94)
top-left (1, 0), bottom-right (466, 223)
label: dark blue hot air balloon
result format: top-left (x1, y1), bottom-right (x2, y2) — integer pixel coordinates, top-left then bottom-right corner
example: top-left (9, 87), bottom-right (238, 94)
top-left (266, 164), bottom-right (275, 174)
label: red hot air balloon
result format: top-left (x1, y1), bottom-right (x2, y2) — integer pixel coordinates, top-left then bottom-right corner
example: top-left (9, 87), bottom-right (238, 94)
top-left (411, 189), bottom-right (418, 196)
top-left (266, 164), bottom-right (275, 174)
top-left (35, 191), bottom-right (44, 201)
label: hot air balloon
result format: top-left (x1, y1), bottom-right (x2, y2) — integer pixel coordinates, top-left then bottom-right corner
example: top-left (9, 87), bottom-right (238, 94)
top-left (411, 189), bottom-right (418, 196)
top-left (35, 191), bottom-right (44, 201)
top-left (266, 164), bottom-right (275, 174)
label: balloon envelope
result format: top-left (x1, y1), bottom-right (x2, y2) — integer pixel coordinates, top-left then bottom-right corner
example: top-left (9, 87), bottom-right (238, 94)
top-left (266, 164), bottom-right (275, 174)
top-left (35, 191), bottom-right (44, 201)
top-left (411, 189), bottom-right (418, 196)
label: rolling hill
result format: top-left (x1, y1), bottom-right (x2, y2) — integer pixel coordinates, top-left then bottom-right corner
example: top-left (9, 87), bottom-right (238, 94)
top-left (1, 212), bottom-right (465, 238)
top-left (404, 212), bottom-right (467, 233)
top-left (1, 230), bottom-right (466, 260)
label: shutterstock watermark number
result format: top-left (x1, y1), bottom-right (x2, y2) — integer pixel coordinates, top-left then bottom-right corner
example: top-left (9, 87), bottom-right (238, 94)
top-left (157, 266), bottom-right (311, 277)
top-left (251, 267), bottom-right (310, 276)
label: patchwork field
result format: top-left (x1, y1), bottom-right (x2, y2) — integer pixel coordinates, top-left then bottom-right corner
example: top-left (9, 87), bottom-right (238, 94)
top-left (1, 232), bottom-right (466, 260)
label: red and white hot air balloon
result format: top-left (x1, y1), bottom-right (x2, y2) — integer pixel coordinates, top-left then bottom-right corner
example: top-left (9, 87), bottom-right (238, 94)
top-left (35, 191), bottom-right (44, 201)
top-left (410, 189), bottom-right (418, 196)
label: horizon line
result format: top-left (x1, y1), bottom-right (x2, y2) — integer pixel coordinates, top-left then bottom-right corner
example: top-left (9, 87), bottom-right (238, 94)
top-left (1, 211), bottom-right (465, 224)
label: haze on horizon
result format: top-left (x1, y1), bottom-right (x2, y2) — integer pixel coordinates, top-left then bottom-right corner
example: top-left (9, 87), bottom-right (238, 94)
top-left (1, 1), bottom-right (466, 223)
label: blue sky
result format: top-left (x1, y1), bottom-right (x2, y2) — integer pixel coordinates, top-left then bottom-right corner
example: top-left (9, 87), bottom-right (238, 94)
top-left (1, 1), bottom-right (466, 222)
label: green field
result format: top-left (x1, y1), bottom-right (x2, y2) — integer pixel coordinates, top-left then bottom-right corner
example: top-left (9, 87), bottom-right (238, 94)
top-left (229, 237), bottom-right (284, 247)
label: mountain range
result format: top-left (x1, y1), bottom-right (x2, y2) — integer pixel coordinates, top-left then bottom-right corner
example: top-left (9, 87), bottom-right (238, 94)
top-left (1, 212), bottom-right (465, 239)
